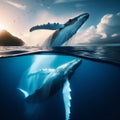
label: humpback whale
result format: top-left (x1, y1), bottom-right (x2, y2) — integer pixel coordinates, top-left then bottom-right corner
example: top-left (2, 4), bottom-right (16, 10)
top-left (30, 13), bottom-right (89, 47)
top-left (18, 58), bottom-right (81, 120)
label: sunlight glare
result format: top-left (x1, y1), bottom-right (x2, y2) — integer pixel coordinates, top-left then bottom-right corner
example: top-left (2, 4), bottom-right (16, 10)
top-left (0, 24), bottom-right (4, 30)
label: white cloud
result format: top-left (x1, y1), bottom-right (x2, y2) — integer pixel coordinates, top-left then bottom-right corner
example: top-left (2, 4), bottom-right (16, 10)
top-left (5, 0), bottom-right (26, 10)
top-left (54, 0), bottom-right (65, 3)
top-left (72, 12), bottom-right (120, 45)
top-left (96, 12), bottom-right (120, 37)
top-left (54, 0), bottom-right (82, 3)
top-left (111, 33), bottom-right (118, 37)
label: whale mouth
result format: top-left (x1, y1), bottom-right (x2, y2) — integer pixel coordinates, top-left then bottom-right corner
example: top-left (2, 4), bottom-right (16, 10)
top-left (67, 58), bottom-right (81, 78)
top-left (77, 13), bottom-right (89, 23)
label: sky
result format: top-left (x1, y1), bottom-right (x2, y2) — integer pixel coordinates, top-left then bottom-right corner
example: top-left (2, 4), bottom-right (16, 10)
top-left (0, 0), bottom-right (120, 45)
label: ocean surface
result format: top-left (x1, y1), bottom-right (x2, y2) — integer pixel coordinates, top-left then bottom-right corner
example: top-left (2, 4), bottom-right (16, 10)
top-left (0, 45), bottom-right (120, 120)
top-left (0, 45), bottom-right (120, 65)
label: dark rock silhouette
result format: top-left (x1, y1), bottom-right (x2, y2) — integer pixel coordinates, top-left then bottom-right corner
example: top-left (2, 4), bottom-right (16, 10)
top-left (0, 30), bottom-right (24, 46)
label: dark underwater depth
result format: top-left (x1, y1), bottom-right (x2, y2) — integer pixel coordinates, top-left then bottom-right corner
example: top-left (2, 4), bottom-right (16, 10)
top-left (0, 46), bottom-right (120, 120)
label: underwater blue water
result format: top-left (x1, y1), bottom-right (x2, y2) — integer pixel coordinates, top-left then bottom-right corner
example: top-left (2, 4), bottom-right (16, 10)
top-left (0, 46), bottom-right (120, 120)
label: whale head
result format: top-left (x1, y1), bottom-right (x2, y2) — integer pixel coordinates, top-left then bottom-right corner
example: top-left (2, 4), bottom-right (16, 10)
top-left (57, 58), bottom-right (81, 79)
top-left (64, 13), bottom-right (89, 28)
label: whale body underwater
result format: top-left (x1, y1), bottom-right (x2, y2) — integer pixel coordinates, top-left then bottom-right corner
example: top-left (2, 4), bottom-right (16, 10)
top-left (18, 13), bottom-right (89, 120)
top-left (19, 58), bottom-right (81, 120)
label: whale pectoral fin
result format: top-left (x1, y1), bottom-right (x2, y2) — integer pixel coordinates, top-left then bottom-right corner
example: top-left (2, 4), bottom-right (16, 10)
top-left (62, 79), bottom-right (71, 120)
top-left (18, 88), bottom-right (29, 98)
top-left (30, 23), bottom-right (64, 32)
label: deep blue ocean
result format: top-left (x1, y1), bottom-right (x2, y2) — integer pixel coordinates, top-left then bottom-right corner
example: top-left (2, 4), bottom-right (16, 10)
top-left (0, 45), bottom-right (120, 120)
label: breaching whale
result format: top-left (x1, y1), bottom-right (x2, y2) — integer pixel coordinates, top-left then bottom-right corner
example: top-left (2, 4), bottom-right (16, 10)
top-left (30, 13), bottom-right (89, 47)
top-left (18, 57), bottom-right (81, 120)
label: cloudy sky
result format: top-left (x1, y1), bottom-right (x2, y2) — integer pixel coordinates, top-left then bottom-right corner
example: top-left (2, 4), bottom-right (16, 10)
top-left (0, 0), bottom-right (120, 45)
